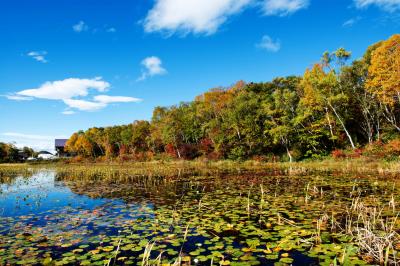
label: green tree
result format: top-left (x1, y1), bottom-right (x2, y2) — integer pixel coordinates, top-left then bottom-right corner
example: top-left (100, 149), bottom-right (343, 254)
top-left (264, 77), bottom-right (300, 162)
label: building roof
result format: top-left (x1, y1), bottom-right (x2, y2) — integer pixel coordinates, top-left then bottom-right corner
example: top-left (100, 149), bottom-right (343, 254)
top-left (38, 151), bottom-right (53, 155)
top-left (55, 139), bottom-right (67, 147)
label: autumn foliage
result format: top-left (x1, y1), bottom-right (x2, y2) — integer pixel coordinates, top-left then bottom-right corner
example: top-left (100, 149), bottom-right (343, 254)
top-left (63, 35), bottom-right (400, 162)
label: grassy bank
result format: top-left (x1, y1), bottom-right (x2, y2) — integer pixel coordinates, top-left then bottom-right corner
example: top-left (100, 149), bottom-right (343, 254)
top-left (1, 158), bottom-right (400, 177)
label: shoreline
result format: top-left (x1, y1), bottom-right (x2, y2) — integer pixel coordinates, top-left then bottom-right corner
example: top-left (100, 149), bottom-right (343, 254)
top-left (1, 157), bottom-right (400, 176)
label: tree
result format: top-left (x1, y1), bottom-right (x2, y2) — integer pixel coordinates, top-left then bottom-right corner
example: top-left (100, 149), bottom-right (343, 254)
top-left (0, 143), bottom-right (20, 163)
top-left (366, 34), bottom-right (400, 132)
top-left (299, 49), bottom-right (356, 151)
top-left (62, 35), bottom-right (400, 162)
top-left (131, 120), bottom-right (151, 153)
top-left (340, 44), bottom-right (383, 143)
top-left (264, 77), bottom-right (300, 162)
top-left (367, 34), bottom-right (400, 106)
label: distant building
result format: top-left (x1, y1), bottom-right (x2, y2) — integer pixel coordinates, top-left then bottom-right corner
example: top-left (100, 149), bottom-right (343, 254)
top-left (55, 139), bottom-right (70, 157)
top-left (37, 151), bottom-right (55, 160)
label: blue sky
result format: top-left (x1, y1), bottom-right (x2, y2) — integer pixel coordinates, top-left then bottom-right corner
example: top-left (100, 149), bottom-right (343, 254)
top-left (0, 0), bottom-right (399, 151)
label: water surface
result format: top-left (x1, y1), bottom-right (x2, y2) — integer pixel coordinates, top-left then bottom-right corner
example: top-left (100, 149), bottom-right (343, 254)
top-left (0, 169), bottom-right (398, 265)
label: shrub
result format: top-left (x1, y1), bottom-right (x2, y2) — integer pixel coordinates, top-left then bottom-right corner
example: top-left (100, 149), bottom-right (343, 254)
top-left (70, 155), bottom-right (84, 163)
top-left (363, 141), bottom-right (385, 158)
top-left (384, 139), bottom-right (400, 157)
top-left (251, 155), bottom-right (267, 162)
top-left (199, 138), bottom-right (214, 156)
top-left (332, 149), bottom-right (346, 159)
top-left (207, 151), bottom-right (223, 161)
top-left (350, 148), bottom-right (363, 158)
top-left (164, 143), bottom-right (177, 158)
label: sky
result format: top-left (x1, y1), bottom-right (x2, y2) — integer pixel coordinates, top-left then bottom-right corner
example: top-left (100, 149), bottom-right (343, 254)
top-left (0, 0), bottom-right (399, 152)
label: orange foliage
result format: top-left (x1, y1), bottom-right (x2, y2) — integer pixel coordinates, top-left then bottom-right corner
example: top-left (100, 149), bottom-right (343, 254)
top-left (366, 34), bottom-right (400, 106)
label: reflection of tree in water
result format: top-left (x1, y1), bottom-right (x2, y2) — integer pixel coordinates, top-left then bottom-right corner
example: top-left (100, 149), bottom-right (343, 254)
top-left (55, 169), bottom-right (343, 207)
top-left (0, 172), bottom-right (34, 186)
top-left (58, 173), bottom-right (201, 205)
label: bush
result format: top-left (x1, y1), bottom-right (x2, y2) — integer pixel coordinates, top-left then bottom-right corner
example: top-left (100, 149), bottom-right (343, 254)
top-left (348, 148), bottom-right (363, 158)
top-left (70, 155), bottom-right (84, 163)
top-left (384, 139), bottom-right (400, 157)
top-left (363, 141), bottom-right (385, 158)
top-left (332, 149), bottom-right (346, 159)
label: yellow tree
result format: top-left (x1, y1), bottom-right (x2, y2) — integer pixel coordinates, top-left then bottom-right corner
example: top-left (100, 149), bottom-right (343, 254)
top-left (65, 133), bottom-right (78, 153)
top-left (367, 34), bottom-right (400, 106)
top-left (300, 63), bottom-right (356, 149)
top-left (366, 34), bottom-right (400, 131)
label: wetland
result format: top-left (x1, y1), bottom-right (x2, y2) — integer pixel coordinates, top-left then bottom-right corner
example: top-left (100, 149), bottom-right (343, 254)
top-left (0, 162), bottom-right (399, 265)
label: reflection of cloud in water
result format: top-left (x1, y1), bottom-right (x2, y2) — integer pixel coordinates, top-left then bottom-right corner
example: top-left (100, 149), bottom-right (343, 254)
top-left (0, 171), bottom-right (107, 217)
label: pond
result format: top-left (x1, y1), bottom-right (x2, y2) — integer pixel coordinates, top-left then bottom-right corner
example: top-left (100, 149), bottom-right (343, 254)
top-left (0, 168), bottom-right (399, 265)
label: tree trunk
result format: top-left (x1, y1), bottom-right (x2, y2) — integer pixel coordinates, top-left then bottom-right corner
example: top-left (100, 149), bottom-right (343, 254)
top-left (282, 137), bottom-right (293, 163)
top-left (286, 146), bottom-right (293, 163)
top-left (383, 105), bottom-right (400, 132)
top-left (328, 103), bottom-right (356, 149)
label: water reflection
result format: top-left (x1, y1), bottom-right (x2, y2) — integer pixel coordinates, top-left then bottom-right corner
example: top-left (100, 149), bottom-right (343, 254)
top-left (0, 172), bottom-right (107, 218)
top-left (0, 169), bottom-right (398, 265)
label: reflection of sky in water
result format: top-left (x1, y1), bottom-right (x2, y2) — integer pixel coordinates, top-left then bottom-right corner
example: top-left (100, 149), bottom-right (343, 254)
top-left (0, 172), bottom-right (110, 217)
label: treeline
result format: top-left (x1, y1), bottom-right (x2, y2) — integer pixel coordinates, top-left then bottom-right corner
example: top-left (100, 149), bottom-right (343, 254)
top-left (0, 143), bottom-right (35, 163)
top-left (66, 34), bottom-right (400, 162)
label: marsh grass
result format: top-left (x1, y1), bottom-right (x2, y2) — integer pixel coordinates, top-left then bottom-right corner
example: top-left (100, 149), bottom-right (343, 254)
top-left (344, 198), bottom-right (399, 265)
top-left (1, 159), bottom-right (400, 265)
top-left (2, 158), bottom-right (400, 179)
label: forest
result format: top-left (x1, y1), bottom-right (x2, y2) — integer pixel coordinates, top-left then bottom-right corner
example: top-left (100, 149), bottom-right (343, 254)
top-left (0, 143), bottom-right (35, 163)
top-left (64, 34), bottom-right (400, 162)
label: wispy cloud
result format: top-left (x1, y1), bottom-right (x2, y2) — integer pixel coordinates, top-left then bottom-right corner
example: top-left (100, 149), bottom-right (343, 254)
top-left (93, 95), bottom-right (142, 104)
top-left (63, 99), bottom-right (107, 111)
top-left (7, 77), bottom-right (142, 112)
top-left (27, 51), bottom-right (48, 63)
top-left (354, 0), bottom-right (400, 12)
top-left (14, 77), bottom-right (109, 100)
top-left (73, 21), bottom-right (89, 32)
top-left (262, 0), bottom-right (309, 16)
top-left (5, 95), bottom-right (33, 101)
top-left (1, 132), bottom-right (68, 152)
top-left (63, 96), bottom-right (141, 111)
top-left (62, 110), bottom-right (75, 115)
top-left (343, 16), bottom-right (362, 27)
top-left (143, 0), bottom-right (308, 36)
top-left (256, 35), bottom-right (281, 52)
top-left (137, 56), bottom-right (167, 81)
top-left (2, 132), bottom-right (62, 141)
top-left (106, 27), bottom-right (116, 33)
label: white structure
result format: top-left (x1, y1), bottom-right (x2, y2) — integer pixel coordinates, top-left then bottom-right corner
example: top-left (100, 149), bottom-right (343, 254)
top-left (37, 151), bottom-right (55, 160)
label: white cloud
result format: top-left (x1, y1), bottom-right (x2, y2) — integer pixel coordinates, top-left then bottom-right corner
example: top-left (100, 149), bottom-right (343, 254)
top-left (93, 95), bottom-right (142, 104)
top-left (62, 110), bottom-right (76, 115)
top-left (5, 95), bottom-right (33, 101)
top-left (354, 0), bottom-right (400, 11)
top-left (73, 21), bottom-right (89, 32)
top-left (257, 35), bottom-right (281, 52)
top-left (15, 77), bottom-right (109, 100)
top-left (2, 132), bottom-right (60, 141)
top-left (262, 0), bottom-right (309, 16)
top-left (63, 95), bottom-right (142, 111)
top-left (343, 16), bottom-right (361, 27)
top-left (138, 56), bottom-right (167, 81)
top-left (107, 27), bottom-right (116, 33)
top-left (7, 77), bottom-right (141, 112)
top-left (1, 132), bottom-right (68, 152)
top-left (63, 99), bottom-right (106, 111)
top-left (27, 51), bottom-right (48, 63)
top-left (144, 0), bottom-right (252, 35)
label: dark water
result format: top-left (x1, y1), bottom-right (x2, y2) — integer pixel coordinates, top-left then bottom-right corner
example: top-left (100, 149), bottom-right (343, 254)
top-left (0, 170), bottom-right (398, 265)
